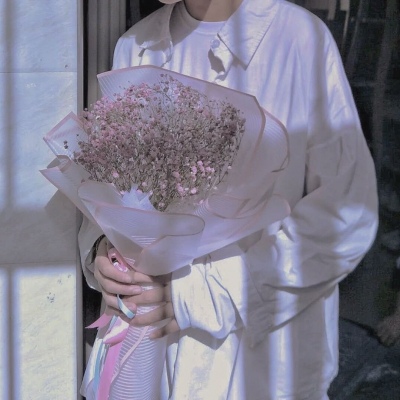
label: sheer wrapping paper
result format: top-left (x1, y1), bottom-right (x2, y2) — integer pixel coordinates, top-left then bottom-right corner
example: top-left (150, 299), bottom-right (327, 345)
top-left (41, 66), bottom-right (290, 399)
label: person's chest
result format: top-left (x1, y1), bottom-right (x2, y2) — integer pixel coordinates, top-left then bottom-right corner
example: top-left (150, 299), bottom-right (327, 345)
top-left (139, 37), bottom-right (311, 205)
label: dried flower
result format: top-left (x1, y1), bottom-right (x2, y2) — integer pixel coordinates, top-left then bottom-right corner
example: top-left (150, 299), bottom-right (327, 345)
top-left (70, 74), bottom-right (246, 211)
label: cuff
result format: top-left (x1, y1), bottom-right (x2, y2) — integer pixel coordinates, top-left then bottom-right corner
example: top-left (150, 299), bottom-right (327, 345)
top-left (78, 216), bottom-right (104, 291)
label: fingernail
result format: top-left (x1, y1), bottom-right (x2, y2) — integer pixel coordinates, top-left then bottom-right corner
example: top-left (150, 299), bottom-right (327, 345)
top-left (131, 286), bottom-right (142, 295)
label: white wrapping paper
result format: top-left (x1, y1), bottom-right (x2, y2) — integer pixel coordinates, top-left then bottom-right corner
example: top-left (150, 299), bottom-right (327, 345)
top-left (41, 66), bottom-right (290, 399)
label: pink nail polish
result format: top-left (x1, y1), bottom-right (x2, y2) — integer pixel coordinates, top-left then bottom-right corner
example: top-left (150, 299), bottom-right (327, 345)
top-left (132, 287), bottom-right (142, 295)
top-left (108, 248), bottom-right (129, 272)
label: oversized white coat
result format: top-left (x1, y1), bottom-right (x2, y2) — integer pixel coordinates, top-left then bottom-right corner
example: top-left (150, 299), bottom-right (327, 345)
top-left (79, 1), bottom-right (379, 399)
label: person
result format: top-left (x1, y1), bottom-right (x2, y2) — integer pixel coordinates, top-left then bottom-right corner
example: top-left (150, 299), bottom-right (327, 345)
top-left (78, 0), bottom-right (379, 398)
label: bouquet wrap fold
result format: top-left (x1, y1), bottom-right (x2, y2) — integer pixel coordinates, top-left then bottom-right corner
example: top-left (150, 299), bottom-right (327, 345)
top-left (41, 66), bottom-right (290, 400)
top-left (42, 66), bottom-right (290, 275)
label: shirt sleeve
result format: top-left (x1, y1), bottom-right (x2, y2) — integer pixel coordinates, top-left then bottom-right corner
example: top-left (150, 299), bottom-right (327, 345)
top-left (171, 28), bottom-right (379, 346)
top-left (78, 215), bottom-right (104, 291)
top-left (112, 35), bottom-right (133, 70)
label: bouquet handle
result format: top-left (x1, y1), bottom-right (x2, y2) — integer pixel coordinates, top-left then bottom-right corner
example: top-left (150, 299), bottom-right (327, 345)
top-left (88, 247), bottom-right (167, 400)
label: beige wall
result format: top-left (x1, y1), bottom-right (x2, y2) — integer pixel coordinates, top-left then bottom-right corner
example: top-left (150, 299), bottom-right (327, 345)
top-left (0, 0), bottom-right (83, 398)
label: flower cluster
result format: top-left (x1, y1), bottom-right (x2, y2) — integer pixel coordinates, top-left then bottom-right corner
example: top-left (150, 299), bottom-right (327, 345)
top-left (69, 74), bottom-right (246, 211)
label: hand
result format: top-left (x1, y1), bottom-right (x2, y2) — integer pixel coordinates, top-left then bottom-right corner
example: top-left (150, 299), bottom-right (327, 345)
top-left (130, 280), bottom-right (180, 339)
top-left (93, 236), bottom-right (180, 339)
top-left (376, 312), bottom-right (400, 346)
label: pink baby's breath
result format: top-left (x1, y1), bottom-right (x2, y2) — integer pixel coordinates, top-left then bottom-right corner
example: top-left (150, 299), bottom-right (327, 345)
top-left (70, 74), bottom-right (246, 211)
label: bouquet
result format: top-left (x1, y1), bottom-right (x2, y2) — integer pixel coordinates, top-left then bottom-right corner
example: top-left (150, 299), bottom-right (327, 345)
top-left (41, 66), bottom-right (290, 400)
top-left (75, 73), bottom-right (246, 212)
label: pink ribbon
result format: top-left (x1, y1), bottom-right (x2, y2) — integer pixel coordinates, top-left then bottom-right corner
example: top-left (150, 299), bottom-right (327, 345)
top-left (88, 312), bottom-right (129, 399)
top-left (88, 248), bottom-right (151, 400)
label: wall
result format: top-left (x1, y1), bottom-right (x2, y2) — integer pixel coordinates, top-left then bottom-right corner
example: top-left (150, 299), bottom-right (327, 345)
top-left (0, 0), bottom-right (82, 399)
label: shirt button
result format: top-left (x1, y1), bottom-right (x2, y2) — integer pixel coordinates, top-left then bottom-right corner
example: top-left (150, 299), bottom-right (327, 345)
top-left (210, 39), bottom-right (220, 49)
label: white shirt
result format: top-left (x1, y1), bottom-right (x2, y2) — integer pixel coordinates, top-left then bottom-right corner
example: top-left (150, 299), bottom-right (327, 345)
top-left (79, 1), bottom-right (378, 398)
top-left (168, 2), bottom-right (225, 81)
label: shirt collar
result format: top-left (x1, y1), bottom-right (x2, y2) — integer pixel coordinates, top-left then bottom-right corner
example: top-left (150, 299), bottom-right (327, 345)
top-left (218, 0), bottom-right (279, 66)
top-left (139, 0), bottom-right (279, 68)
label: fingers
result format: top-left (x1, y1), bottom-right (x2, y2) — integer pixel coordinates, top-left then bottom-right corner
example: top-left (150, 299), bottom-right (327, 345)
top-left (104, 305), bottom-right (122, 317)
top-left (94, 254), bottom-right (133, 286)
top-left (93, 238), bottom-right (176, 336)
top-left (376, 320), bottom-right (389, 344)
top-left (378, 330), bottom-right (395, 346)
top-left (129, 270), bottom-right (160, 284)
top-left (95, 268), bottom-right (143, 296)
top-left (376, 316), bottom-right (400, 346)
top-left (94, 252), bottom-right (162, 292)
top-left (100, 283), bottom-right (170, 317)
top-left (149, 318), bottom-right (180, 340)
top-left (132, 302), bottom-right (175, 327)
top-left (95, 251), bottom-right (171, 287)
top-left (103, 305), bottom-right (142, 325)
top-left (101, 286), bottom-right (137, 311)
top-left (132, 284), bottom-right (170, 304)
top-left (379, 329), bottom-right (398, 347)
top-left (102, 288), bottom-right (179, 339)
